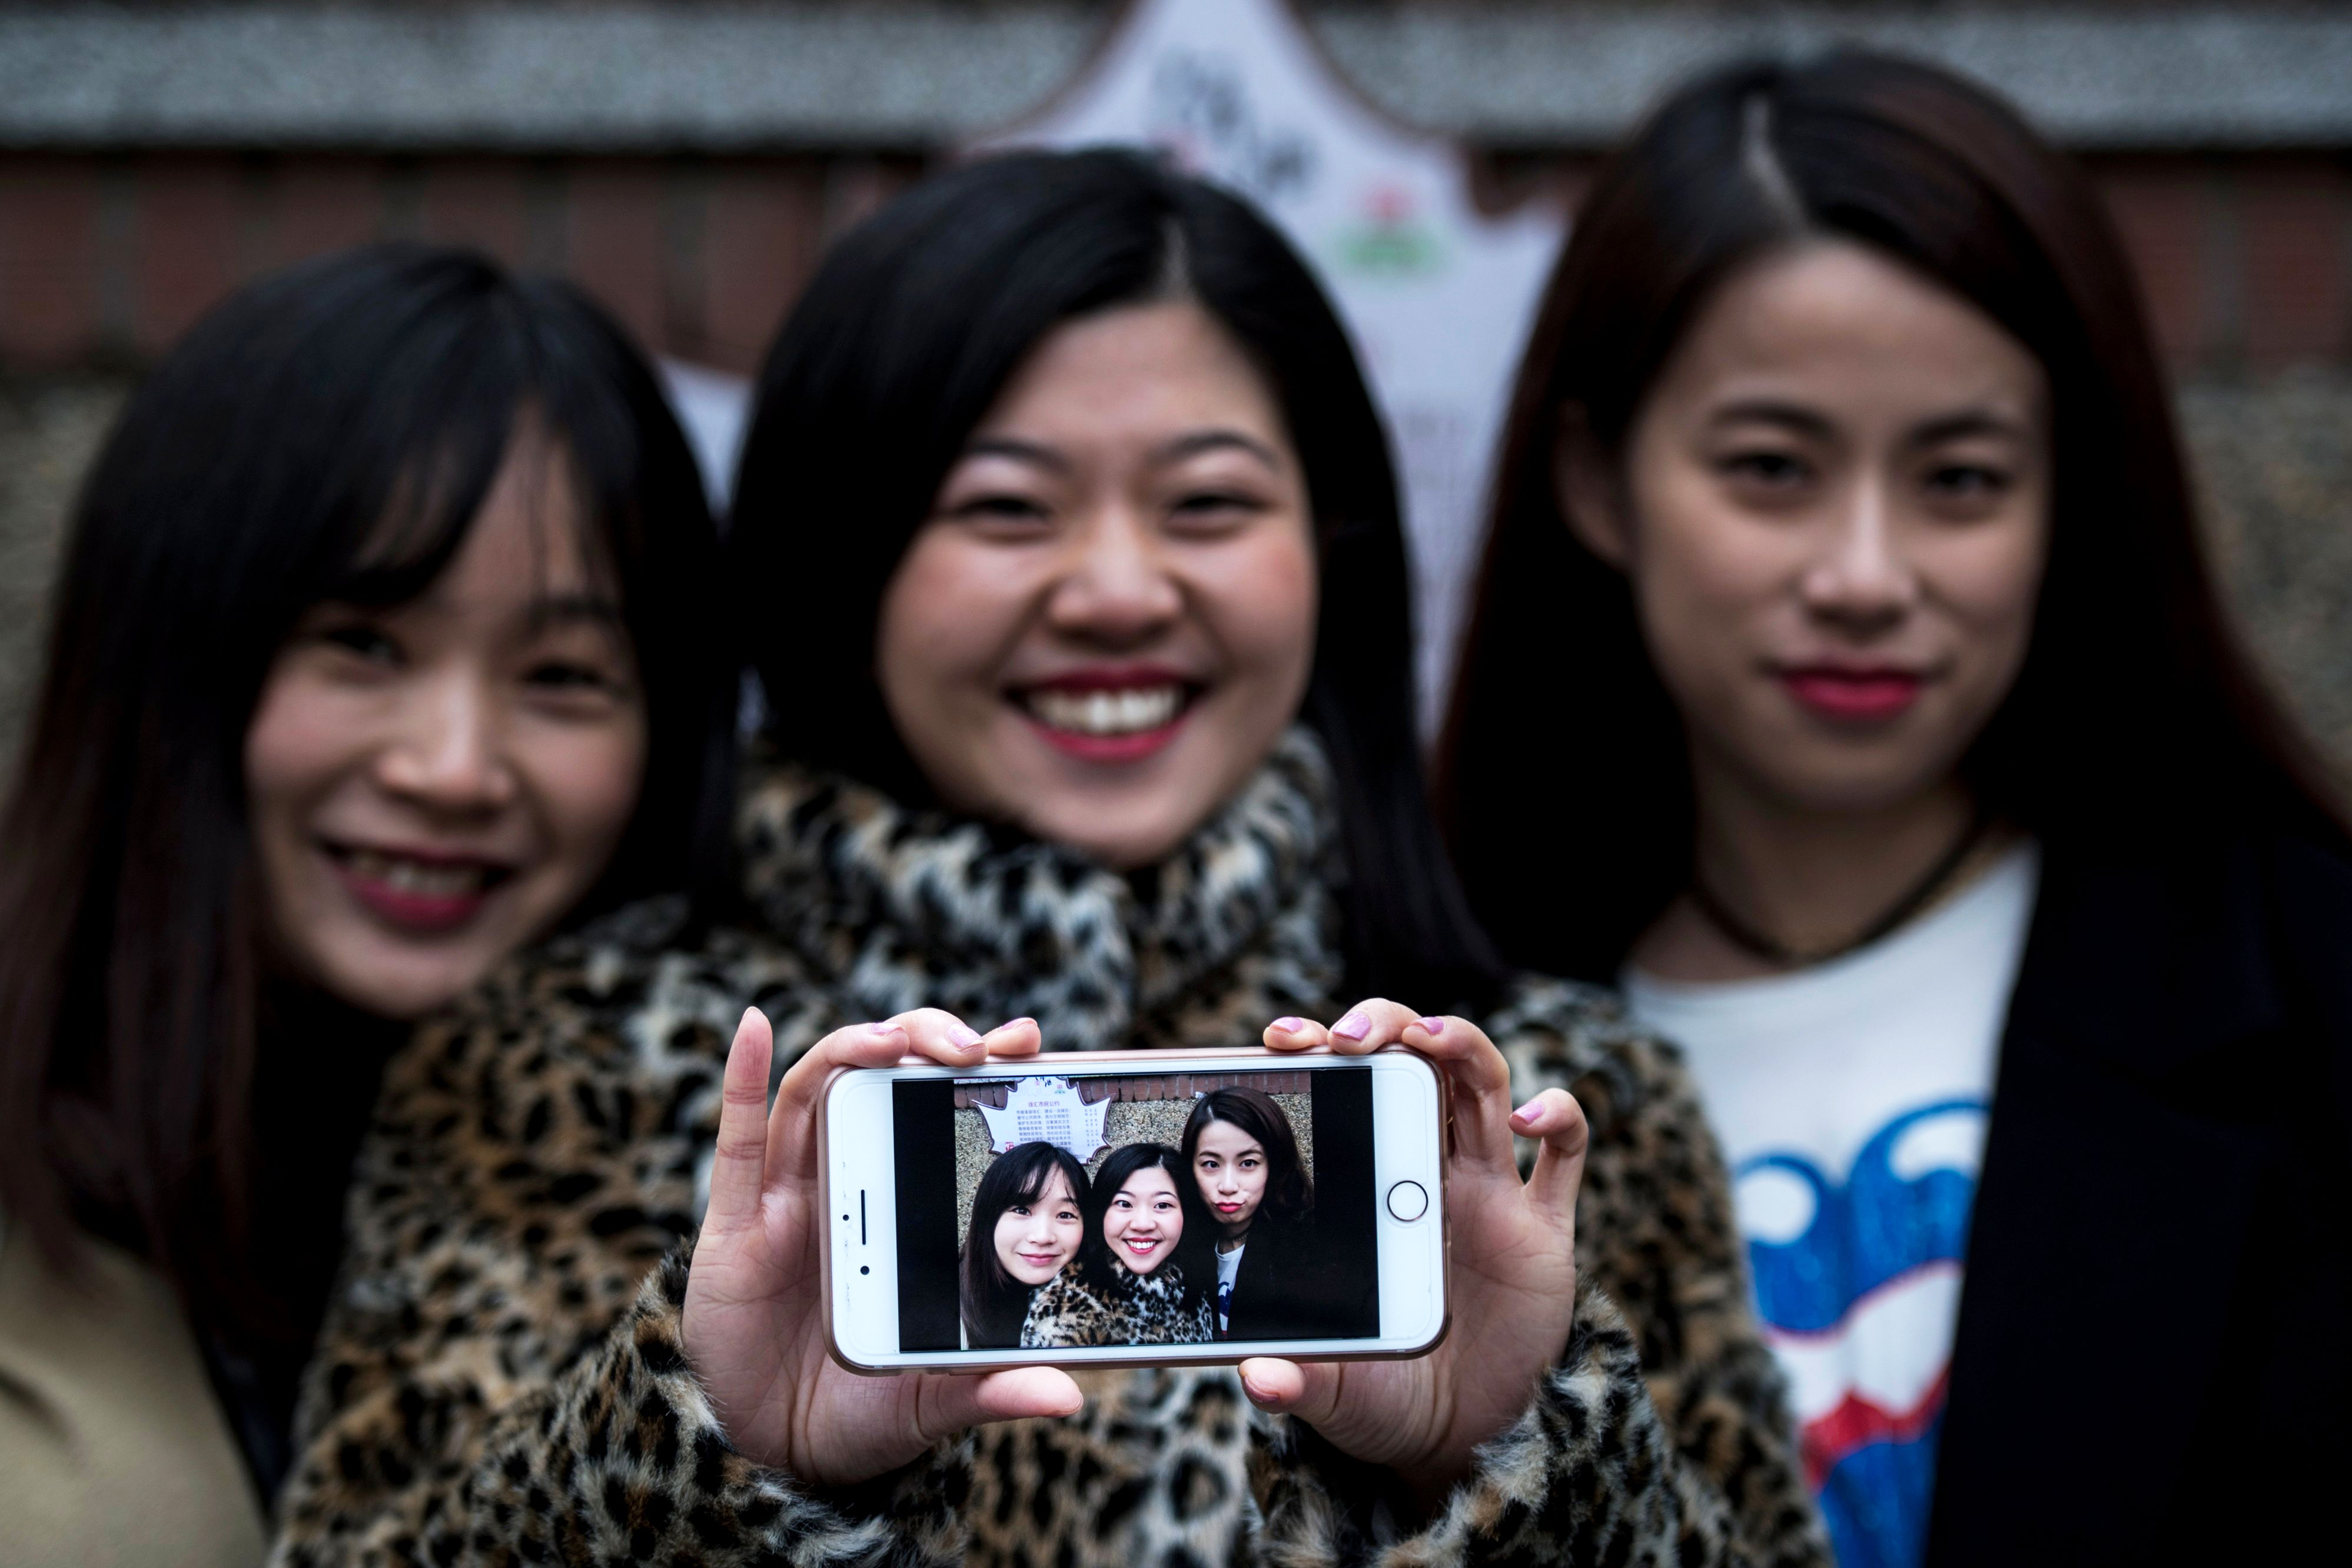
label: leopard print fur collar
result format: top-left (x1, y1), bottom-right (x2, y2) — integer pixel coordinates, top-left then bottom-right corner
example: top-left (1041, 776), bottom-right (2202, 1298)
top-left (1022, 1257), bottom-right (1218, 1348)
top-left (723, 726), bottom-right (1346, 1053)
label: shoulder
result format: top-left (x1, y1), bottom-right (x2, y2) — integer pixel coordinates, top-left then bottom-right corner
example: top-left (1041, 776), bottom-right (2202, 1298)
top-left (1022, 1269), bottom-right (1118, 1348)
top-left (2028, 829), bottom-right (2352, 1060)
top-left (388, 897), bottom-right (832, 1128)
top-left (351, 900), bottom-right (832, 1315)
top-left (1476, 972), bottom-right (1700, 1144)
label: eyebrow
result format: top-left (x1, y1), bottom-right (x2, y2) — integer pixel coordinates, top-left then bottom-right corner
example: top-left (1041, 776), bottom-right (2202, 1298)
top-left (1908, 410), bottom-right (2032, 447)
top-left (955, 428), bottom-right (1285, 473)
top-left (1707, 399), bottom-right (2034, 448)
top-left (1706, 399), bottom-right (1836, 440)
top-left (1152, 428), bottom-right (1285, 470)
top-left (527, 592), bottom-right (626, 632)
top-left (960, 436), bottom-right (1071, 473)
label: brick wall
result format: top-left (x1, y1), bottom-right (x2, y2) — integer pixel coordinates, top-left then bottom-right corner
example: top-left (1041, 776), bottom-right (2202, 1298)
top-left (3, 148), bottom-right (2350, 378)
top-left (0, 151), bottom-right (923, 378)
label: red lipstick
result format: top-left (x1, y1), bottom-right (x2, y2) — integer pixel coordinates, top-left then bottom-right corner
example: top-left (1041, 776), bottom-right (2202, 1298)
top-left (325, 844), bottom-right (510, 934)
top-left (1015, 665), bottom-right (1198, 763)
top-left (1779, 667), bottom-right (1925, 722)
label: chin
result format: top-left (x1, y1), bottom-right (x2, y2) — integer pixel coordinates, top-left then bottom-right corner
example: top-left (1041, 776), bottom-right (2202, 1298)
top-left (320, 949), bottom-right (495, 1022)
top-left (1025, 804), bottom-right (1203, 870)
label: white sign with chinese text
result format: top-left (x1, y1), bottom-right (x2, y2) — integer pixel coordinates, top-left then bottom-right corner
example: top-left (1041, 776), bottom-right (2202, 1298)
top-left (975, 1076), bottom-right (1112, 1162)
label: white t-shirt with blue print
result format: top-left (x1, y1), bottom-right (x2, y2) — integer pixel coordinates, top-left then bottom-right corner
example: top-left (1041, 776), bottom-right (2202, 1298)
top-left (1623, 843), bottom-right (2037, 1568)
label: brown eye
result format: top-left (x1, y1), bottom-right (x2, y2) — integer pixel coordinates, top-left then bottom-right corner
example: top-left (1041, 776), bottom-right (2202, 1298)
top-left (320, 624), bottom-right (401, 665)
top-left (1722, 451), bottom-right (1812, 487)
top-left (525, 660), bottom-right (614, 692)
top-left (1925, 464), bottom-right (2009, 497)
top-left (952, 493), bottom-right (1051, 527)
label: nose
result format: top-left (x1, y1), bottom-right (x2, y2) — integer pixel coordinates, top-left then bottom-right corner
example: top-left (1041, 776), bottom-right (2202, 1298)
top-left (1043, 508), bottom-right (1184, 645)
top-left (373, 667), bottom-right (518, 814)
top-left (1799, 475), bottom-right (1919, 637)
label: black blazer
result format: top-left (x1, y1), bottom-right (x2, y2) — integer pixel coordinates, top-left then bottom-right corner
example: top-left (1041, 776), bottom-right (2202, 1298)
top-left (1927, 832), bottom-right (2352, 1564)
top-left (1221, 1211), bottom-right (1378, 1343)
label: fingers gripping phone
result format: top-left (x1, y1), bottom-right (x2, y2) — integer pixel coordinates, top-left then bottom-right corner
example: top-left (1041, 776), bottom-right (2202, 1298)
top-left (822, 1048), bottom-right (1449, 1370)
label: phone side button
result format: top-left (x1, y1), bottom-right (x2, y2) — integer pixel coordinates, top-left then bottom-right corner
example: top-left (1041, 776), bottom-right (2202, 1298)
top-left (1385, 1180), bottom-right (1429, 1222)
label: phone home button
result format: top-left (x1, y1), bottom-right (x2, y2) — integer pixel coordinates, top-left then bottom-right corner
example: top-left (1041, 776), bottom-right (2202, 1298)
top-left (1385, 1180), bottom-right (1429, 1222)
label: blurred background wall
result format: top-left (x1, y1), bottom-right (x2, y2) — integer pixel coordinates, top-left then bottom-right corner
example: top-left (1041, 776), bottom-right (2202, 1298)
top-left (2, 0), bottom-right (2348, 781)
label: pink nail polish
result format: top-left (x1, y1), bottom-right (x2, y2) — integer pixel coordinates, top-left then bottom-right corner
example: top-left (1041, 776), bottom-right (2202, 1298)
top-left (1414, 1016), bottom-right (1446, 1035)
top-left (1332, 1011), bottom-right (1372, 1041)
top-left (1271, 1016), bottom-right (1306, 1034)
top-left (947, 1022), bottom-right (983, 1048)
top-left (1513, 1098), bottom-right (1542, 1122)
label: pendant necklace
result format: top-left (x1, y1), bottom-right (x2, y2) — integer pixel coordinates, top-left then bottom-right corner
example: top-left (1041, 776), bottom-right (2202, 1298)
top-left (1687, 809), bottom-right (1991, 969)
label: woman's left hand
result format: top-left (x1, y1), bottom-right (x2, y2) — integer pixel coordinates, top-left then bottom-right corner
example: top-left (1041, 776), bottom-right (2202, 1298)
top-left (1246, 999), bottom-right (1587, 1511)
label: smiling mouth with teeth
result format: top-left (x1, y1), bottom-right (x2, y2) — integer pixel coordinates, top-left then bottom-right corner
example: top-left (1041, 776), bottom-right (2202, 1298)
top-left (1022, 683), bottom-right (1190, 737)
top-left (327, 843), bottom-right (516, 930)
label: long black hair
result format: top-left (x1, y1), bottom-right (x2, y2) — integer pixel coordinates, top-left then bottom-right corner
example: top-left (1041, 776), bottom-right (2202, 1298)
top-left (727, 148), bottom-right (1502, 1014)
top-left (958, 1139), bottom-right (1091, 1348)
top-left (0, 244), bottom-right (738, 1342)
top-left (1080, 1141), bottom-right (1216, 1312)
top-left (1440, 52), bottom-right (2349, 979)
top-left (1181, 1085), bottom-right (1313, 1235)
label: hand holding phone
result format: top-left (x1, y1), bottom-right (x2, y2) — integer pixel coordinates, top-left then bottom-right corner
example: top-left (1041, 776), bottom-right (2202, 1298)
top-left (680, 1006), bottom-right (1082, 1486)
top-left (1238, 999), bottom-right (1589, 1511)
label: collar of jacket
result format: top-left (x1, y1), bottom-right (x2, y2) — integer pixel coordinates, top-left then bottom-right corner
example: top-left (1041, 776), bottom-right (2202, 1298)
top-left (728, 726), bottom-right (1347, 1053)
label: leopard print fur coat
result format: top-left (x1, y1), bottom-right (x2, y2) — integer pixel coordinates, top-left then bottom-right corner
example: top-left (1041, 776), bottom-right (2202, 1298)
top-left (1021, 1259), bottom-right (1217, 1349)
top-left (273, 730), bottom-right (1828, 1567)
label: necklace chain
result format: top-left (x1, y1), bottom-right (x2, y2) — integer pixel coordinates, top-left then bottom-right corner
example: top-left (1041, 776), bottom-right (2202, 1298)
top-left (1687, 809), bottom-right (1991, 969)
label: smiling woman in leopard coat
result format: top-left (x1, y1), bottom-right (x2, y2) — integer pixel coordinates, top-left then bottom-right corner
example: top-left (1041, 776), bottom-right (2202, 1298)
top-left (270, 151), bottom-right (1828, 1568)
top-left (1023, 1144), bottom-right (1218, 1349)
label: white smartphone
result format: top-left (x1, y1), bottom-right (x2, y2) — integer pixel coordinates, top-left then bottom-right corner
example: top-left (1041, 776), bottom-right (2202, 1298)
top-left (822, 1047), bottom-right (1449, 1371)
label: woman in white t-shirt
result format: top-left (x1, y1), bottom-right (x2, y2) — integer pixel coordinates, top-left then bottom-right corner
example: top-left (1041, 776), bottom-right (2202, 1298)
top-left (1441, 52), bottom-right (2352, 1568)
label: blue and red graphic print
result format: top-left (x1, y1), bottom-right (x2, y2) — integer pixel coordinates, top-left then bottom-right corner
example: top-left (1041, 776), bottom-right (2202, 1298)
top-left (1738, 1097), bottom-right (1984, 1568)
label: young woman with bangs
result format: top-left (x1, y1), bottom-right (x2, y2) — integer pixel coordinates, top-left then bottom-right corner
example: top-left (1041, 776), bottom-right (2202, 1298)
top-left (0, 245), bottom-right (735, 1564)
top-left (274, 150), bottom-right (1831, 1567)
top-left (958, 1141), bottom-right (1091, 1349)
top-left (1442, 52), bottom-right (2352, 1568)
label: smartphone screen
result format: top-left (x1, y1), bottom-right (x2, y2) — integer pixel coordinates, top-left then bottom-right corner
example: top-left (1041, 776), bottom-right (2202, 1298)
top-left (827, 1052), bottom-right (1444, 1367)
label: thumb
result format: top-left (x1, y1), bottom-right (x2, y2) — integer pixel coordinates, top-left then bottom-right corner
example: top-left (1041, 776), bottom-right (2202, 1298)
top-left (914, 1367), bottom-right (1084, 1444)
top-left (1236, 1357), bottom-right (1343, 1425)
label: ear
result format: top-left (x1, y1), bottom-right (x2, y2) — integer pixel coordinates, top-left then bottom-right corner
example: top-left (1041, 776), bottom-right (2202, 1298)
top-left (1554, 404), bottom-right (1632, 569)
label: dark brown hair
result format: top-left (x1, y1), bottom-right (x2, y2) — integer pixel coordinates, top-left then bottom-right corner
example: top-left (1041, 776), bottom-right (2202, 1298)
top-left (0, 245), bottom-right (736, 1341)
top-left (1440, 51), bottom-right (2346, 979)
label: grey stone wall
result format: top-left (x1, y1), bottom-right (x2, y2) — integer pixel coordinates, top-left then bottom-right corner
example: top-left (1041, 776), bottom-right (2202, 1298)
top-left (2184, 375), bottom-right (2352, 790)
top-left (1, 373), bottom-right (2345, 799)
top-left (0, 377), bottom-right (119, 782)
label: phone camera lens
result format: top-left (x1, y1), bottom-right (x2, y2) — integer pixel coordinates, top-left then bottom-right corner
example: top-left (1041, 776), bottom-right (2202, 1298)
top-left (859, 1265), bottom-right (870, 1275)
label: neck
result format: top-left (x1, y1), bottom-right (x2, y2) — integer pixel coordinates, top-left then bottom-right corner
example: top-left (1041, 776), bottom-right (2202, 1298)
top-left (1637, 759), bottom-right (1981, 982)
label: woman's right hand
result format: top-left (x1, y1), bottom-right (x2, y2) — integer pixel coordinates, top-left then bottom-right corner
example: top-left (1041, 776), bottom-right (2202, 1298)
top-left (682, 1006), bottom-right (1083, 1486)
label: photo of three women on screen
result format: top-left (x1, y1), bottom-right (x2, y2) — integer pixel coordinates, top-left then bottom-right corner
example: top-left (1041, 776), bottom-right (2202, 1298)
top-left (957, 1086), bottom-right (1361, 1348)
